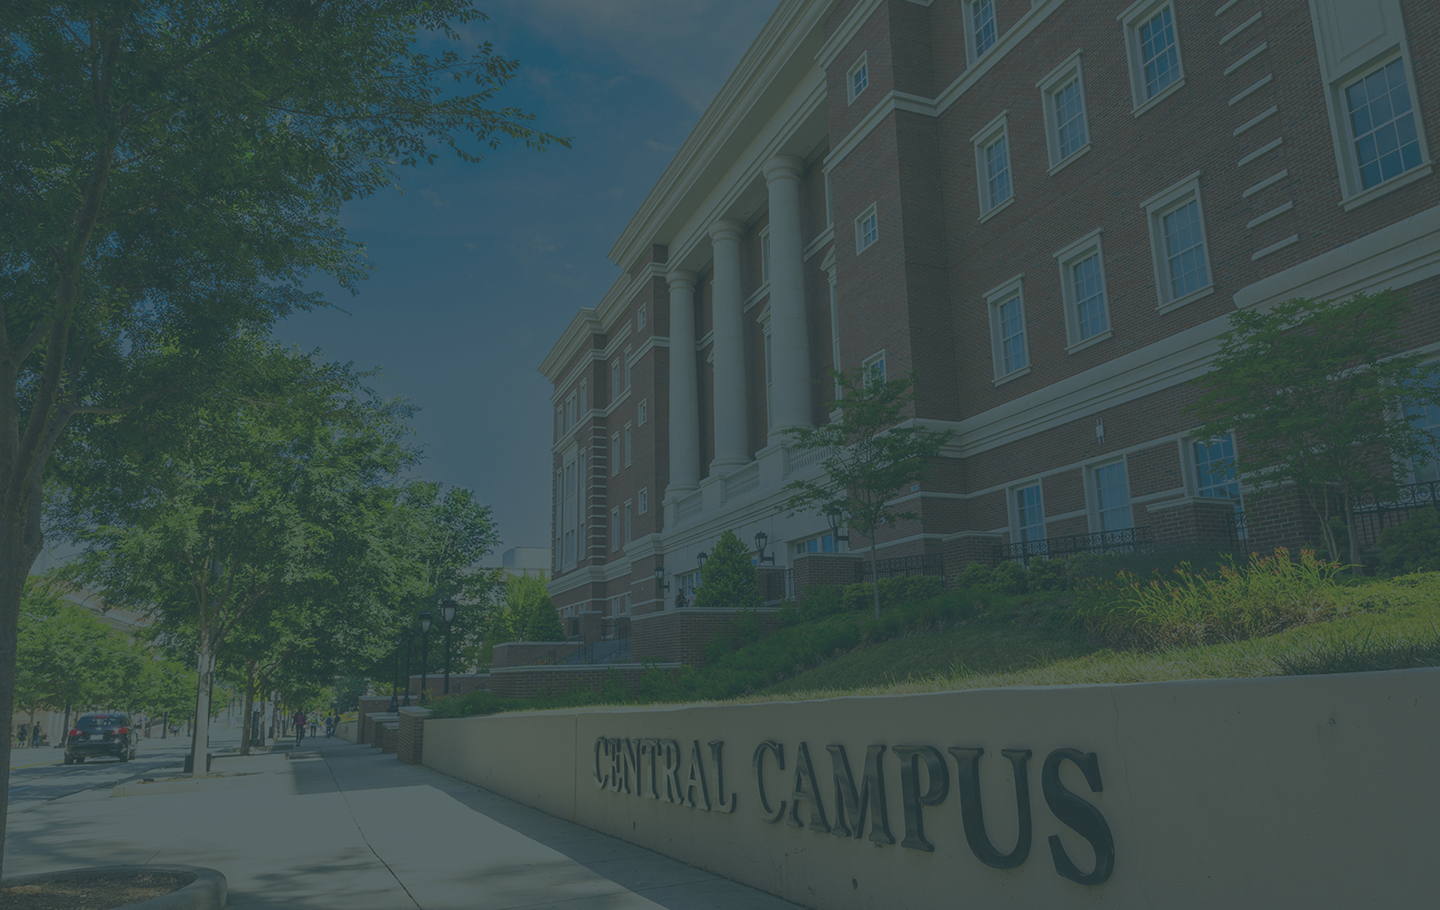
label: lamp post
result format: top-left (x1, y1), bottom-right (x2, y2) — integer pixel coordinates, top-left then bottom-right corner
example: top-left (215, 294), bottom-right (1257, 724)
top-left (403, 632), bottom-right (412, 707)
top-left (826, 505), bottom-right (850, 546)
top-left (388, 635), bottom-right (402, 713)
top-left (754, 531), bottom-right (775, 565)
top-left (440, 599), bottom-right (457, 695)
top-left (653, 566), bottom-right (669, 609)
top-left (418, 612), bottom-right (433, 704)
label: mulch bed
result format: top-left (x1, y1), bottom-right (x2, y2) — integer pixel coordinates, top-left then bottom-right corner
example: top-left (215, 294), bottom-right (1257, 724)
top-left (0, 870), bottom-right (193, 909)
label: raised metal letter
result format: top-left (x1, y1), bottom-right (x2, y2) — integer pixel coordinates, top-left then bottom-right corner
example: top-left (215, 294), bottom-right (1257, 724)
top-left (827, 743), bottom-right (893, 845)
top-left (640, 739), bottom-right (661, 800)
top-left (893, 745), bottom-right (950, 852)
top-left (752, 740), bottom-right (786, 824)
top-left (1042, 748), bottom-right (1115, 886)
top-left (608, 737), bottom-right (622, 793)
top-left (948, 747), bottom-right (1032, 869)
top-left (620, 738), bottom-right (640, 795)
top-left (593, 737), bottom-right (610, 790)
top-left (709, 741), bottom-right (737, 813)
top-left (661, 739), bottom-right (683, 804)
top-left (787, 742), bottom-right (831, 833)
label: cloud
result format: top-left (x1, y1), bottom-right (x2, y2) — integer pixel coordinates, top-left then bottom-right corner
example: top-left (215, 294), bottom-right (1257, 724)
top-left (503, 0), bottom-right (782, 111)
top-left (645, 139), bottom-right (676, 154)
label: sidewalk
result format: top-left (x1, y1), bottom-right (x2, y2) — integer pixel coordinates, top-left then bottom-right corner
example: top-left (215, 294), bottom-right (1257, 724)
top-left (4, 733), bottom-right (803, 909)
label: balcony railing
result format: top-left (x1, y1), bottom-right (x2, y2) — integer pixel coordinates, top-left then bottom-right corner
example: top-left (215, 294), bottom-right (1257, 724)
top-left (538, 617), bottom-right (632, 666)
top-left (1350, 480), bottom-right (1440, 550)
top-left (994, 527), bottom-right (1153, 562)
top-left (858, 553), bottom-right (946, 585)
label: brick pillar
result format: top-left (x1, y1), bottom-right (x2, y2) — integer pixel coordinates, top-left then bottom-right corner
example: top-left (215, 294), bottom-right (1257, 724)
top-left (397, 707), bottom-right (430, 765)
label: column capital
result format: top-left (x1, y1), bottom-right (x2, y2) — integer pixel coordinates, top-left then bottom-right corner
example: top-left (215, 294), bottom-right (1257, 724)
top-left (762, 155), bottom-right (804, 184)
top-left (666, 269), bottom-right (697, 291)
top-left (709, 219), bottom-right (745, 244)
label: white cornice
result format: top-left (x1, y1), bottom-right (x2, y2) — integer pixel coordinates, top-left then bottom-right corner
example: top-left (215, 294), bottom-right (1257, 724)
top-left (538, 309), bottom-right (603, 382)
top-left (539, 263), bottom-right (665, 386)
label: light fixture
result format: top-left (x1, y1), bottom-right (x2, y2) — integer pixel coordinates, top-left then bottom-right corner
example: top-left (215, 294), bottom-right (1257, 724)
top-left (697, 551), bottom-right (708, 568)
top-left (440, 598), bottom-right (457, 624)
top-left (418, 612), bottom-right (433, 704)
top-left (754, 531), bottom-right (774, 565)
top-left (439, 599), bottom-right (458, 695)
top-left (654, 565), bottom-right (669, 592)
top-left (826, 505), bottom-right (850, 543)
top-left (419, 612), bottom-right (433, 635)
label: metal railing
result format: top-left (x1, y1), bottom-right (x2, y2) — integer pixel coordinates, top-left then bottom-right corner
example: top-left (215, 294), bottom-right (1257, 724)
top-left (994, 527), bottom-right (1153, 562)
top-left (1350, 480), bottom-right (1440, 550)
top-left (1228, 510), bottom-right (1249, 548)
top-left (537, 617), bottom-right (632, 666)
top-left (858, 553), bottom-right (946, 586)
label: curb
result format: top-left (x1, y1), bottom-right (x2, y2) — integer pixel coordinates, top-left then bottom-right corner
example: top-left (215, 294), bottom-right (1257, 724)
top-left (112, 772), bottom-right (268, 798)
top-left (1, 865), bottom-right (226, 909)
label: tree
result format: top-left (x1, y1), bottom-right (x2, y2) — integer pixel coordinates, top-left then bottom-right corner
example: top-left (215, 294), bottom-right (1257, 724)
top-left (782, 370), bottom-right (953, 618)
top-left (486, 573), bottom-right (563, 648)
top-left (0, 2), bottom-right (562, 873)
top-left (690, 530), bottom-right (762, 612)
top-left (14, 579), bottom-right (131, 734)
top-left (53, 340), bottom-right (416, 776)
top-left (1191, 290), bottom-right (1440, 568)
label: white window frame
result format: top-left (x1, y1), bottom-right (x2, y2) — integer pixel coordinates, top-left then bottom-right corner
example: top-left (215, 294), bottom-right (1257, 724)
top-left (1037, 50), bottom-right (1091, 173)
top-left (611, 432), bottom-right (621, 476)
top-left (611, 359), bottom-right (621, 399)
top-left (761, 228), bottom-right (772, 285)
top-left (564, 393), bottom-right (577, 431)
top-left (1190, 432), bottom-right (1245, 509)
top-left (638, 487), bottom-right (648, 515)
top-left (792, 532), bottom-right (840, 556)
top-left (1309, 0), bottom-right (1432, 210)
top-left (763, 328), bottom-right (774, 428)
top-left (624, 346), bottom-right (632, 390)
top-left (1010, 481), bottom-right (1047, 558)
top-left (611, 507), bottom-right (621, 551)
top-left (637, 305), bottom-right (646, 330)
top-left (561, 455), bottom-right (578, 569)
top-left (1054, 228), bottom-right (1112, 353)
top-left (971, 111), bottom-right (1014, 221)
top-left (624, 422), bottom-right (633, 467)
top-left (624, 500), bottom-right (633, 544)
top-left (1406, 369), bottom-right (1440, 483)
top-left (964, 0), bottom-right (999, 65)
top-left (828, 278), bottom-right (843, 401)
top-left (578, 380), bottom-right (587, 417)
top-left (1087, 458), bottom-right (1134, 534)
top-left (637, 398), bottom-right (648, 427)
top-left (863, 350), bottom-right (886, 387)
top-left (847, 53), bottom-right (870, 104)
top-left (824, 170), bottom-right (834, 227)
top-left (984, 274), bottom-right (1030, 384)
top-left (854, 204), bottom-right (878, 253)
top-left (1119, 0), bottom-right (1185, 117)
top-left (1142, 172), bottom-right (1213, 313)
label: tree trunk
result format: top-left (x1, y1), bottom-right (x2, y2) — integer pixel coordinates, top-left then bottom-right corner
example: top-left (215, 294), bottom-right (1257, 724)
top-left (190, 630), bottom-right (215, 778)
top-left (869, 536), bottom-right (881, 621)
top-left (1344, 492), bottom-right (1363, 574)
top-left (61, 704), bottom-right (71, 745)
top-left (240, 660), bottom-right (257, 756)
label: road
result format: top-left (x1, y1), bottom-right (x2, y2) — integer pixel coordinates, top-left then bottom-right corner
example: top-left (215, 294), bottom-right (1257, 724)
top-left (6, 723), bottom-right (242, 815)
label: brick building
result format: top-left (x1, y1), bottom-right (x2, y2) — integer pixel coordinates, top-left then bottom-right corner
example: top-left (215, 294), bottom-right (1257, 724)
top-left (541, 0), bottom-right (1440, 627)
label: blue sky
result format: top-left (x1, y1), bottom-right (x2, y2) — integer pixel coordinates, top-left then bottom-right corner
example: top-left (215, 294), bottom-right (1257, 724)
top-left (272, 1), bottom-right (782, 556)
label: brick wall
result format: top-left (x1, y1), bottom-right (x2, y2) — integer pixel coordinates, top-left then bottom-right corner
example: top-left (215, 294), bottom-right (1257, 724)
top-left (490, 642), bottom-right (577, 669)
top-left (364, 712), bottom-right (397, 749)
top-left (375, 720), bottom-right (399, 755)
top-left (397, 707), bottom-right (429, 766)
top-left (1144, 496), bottom-right (1238, 548)
top-left (630, 608), bottom-right (785, 668)
top-left (487, 664), bottom-right (681, 699)
top-left (355, 696), bottom-right (392, 746)
top-left (792, 553), bottom-right (864, 603)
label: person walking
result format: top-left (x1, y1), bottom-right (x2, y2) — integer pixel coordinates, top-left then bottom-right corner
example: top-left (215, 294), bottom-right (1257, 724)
top-left (292, 709), bottom-right (307, 745)
top-left (31, 723), bottom-right (42, 749)
top-left (16, 725), bottom-right (26, 749)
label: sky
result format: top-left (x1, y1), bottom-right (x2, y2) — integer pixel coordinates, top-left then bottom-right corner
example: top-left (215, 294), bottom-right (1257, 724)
top-left (271, 0), bottom-right (783, 558)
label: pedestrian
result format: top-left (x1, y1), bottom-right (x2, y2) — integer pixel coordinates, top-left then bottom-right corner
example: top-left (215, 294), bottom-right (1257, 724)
top-left (31, 723), bottom-right (41, 748)
top-left (292, 709), bottom-right (307, 745)
top-left (16, 725), bottom-right (25, 749)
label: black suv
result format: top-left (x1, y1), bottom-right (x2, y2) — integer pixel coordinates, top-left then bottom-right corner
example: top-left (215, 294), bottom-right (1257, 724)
top-left (64, 713), bottom-right (138, 764)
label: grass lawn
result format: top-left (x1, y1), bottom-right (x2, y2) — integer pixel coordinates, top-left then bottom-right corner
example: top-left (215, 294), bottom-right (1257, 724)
top-left (762, 572), bottom-right (1440, 701)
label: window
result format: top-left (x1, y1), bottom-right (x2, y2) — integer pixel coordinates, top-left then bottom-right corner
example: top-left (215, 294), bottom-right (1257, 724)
top-left (985, 275), bottom-right (1029, 382)
top-left (1055, 229), bottom-right (1111, 351)
top-left (611, 359), bottom-right (622, 399)
top-left (1142, 173), bottom-right (1212, 311)
top-left (1407, 382), bottom-right (1440, 482)
top-left (624, 501), bottom-right (633, 544)
top-left (561, 458), bottom-right (577, 568)
top-left (1193, 434), bottom-right (1241, 501)
top-left (972, 112), bottom-right (1013, 219)
top-left (863, 350), bottom-right (886, 386)
top-left (848, 54), bottom-right (869, 103)
top-left (624, 423), bottom-right (633, 467)
top-left (624, 347), bottom-right (632, 390)
top-left (1092, 461), bottom-right (1132, 532)
top-left (1121, 1), bottom-right (1185, 115)
top-left (1310, 1), bottom-right (1431, 208)
top-left (828, 281), bottom-right (842, 399)
top-left (611, 507), bottom-right (620, 550)
top-left (793, 533), bottom-right (838, 556)
top-left (564, 393), bottom-right (577, 431)
top-left (637, 305), bottom-right (646, 330)
top-left (579, 381), bottom-right (587, 418)
top-left (1347, 59), bottom-right (1424, 190)
top-left (1038, 51), bottom-right (1089, 171)
top-left (638, 399), bottom-right (648, 426)
top-left (611, 433), bottom-right (621, 475)
top-left (1013, 483), bottom-right (1046, 558)
top-left (824, 171), bottom-right (834, 227)
top-left (638, 488), bottom-right (648, 514)
top-left (855, 204), bottom-right (878, 253)
top-left (761, 228), bottom-right (771, 284)
top-left (968, 0), bottom-right (998, 61)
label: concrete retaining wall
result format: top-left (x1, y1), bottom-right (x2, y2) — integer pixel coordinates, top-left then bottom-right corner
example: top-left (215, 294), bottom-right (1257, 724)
top-left (423, 669), bottom-right (1440, 909)
top-left (335, 721), bottom-right (357, 743)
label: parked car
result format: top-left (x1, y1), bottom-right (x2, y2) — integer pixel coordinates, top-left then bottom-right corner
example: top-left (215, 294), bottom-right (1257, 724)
top-left (64, 713), bottom-right (138, 764)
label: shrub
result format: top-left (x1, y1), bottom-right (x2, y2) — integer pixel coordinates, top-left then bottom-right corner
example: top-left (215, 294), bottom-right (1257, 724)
top-left (1077, 547), bottom-right (1352, 647)
top-left (989, 560), bottom-right (1028, 595)
top-left (1027, 558), bottom-right (1070, 592)
top-left (798, 586), bottom-right (844, 620)
top-left (1377, 509), bottom-right (1440, 576)
top-left (956, 563), bottom-right (993, 590)
top-left (692, 529), bottom-right (762, 610)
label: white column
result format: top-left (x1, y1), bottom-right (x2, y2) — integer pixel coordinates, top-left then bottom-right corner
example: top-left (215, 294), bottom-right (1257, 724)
top-left (709, 220), bottom-right (750, 470)
top-left (762, 156), bottom-right (812, 445)
top-left (665, 270), bottom-right (701, 496)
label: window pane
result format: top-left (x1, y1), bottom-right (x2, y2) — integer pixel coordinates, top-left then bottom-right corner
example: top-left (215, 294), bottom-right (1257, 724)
top-left (1015, 484), bottom-right (1045, 543)
top-left (1054, 79), bottom-right (1087, 159)
top-left (1094, 462), bottom-right (1132, 532)
top-left (853, 64), bottom-right (868, 97)
top-left (1347, 58), bottom-right (1423, 189)
top-left (1194, 434), bottom-right (1240, 500)
top-left (998, 298), bottom-right (1027, 373)
top-left (1071, 253), bottom-right (1107, 341)
top-left (1163, 200), bottom-right (1208, 298)
top-left (985, 136), bottom-right (1012, 208)
top-left (1408, 390), bottom-right (1440, 483)
top-left (973, 0), bottom-right (996, 56)
top-left (1140, 7), bottom-right (1179, 99)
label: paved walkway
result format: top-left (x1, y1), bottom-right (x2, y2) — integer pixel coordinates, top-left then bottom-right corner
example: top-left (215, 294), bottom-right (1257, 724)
top-left (4, 732), bottom-right (802, 909)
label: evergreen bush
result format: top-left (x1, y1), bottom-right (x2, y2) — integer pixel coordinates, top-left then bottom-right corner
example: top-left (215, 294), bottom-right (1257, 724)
top-left (1376, 509), bottom-right (1440, 575)
top-left (691, 529), bottom-right (762, 610)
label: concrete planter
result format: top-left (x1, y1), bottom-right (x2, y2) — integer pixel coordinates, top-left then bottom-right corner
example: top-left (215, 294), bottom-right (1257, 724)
top-left (0, 865), bottom-right (226, 909)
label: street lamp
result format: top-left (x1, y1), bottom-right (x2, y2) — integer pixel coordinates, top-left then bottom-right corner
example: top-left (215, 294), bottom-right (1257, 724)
top-left (388, 635), bottom-right (402, 713)
top-left (403, 631), bottom-right (412, 707)
top-left (754, 531), bottom-right (774, 565)
top-left (826, 505), bottom-right (850, 544)
top-left (418, 612), bottom-right (433, 704)
top-left (440, 598), bottom-right (458, 696)
top-left (697, 551), bottom-right (708, 569)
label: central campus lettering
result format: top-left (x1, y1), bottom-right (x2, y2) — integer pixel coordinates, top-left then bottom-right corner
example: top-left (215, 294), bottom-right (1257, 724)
top-left (594, 736), bottom-right (1114, 886)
